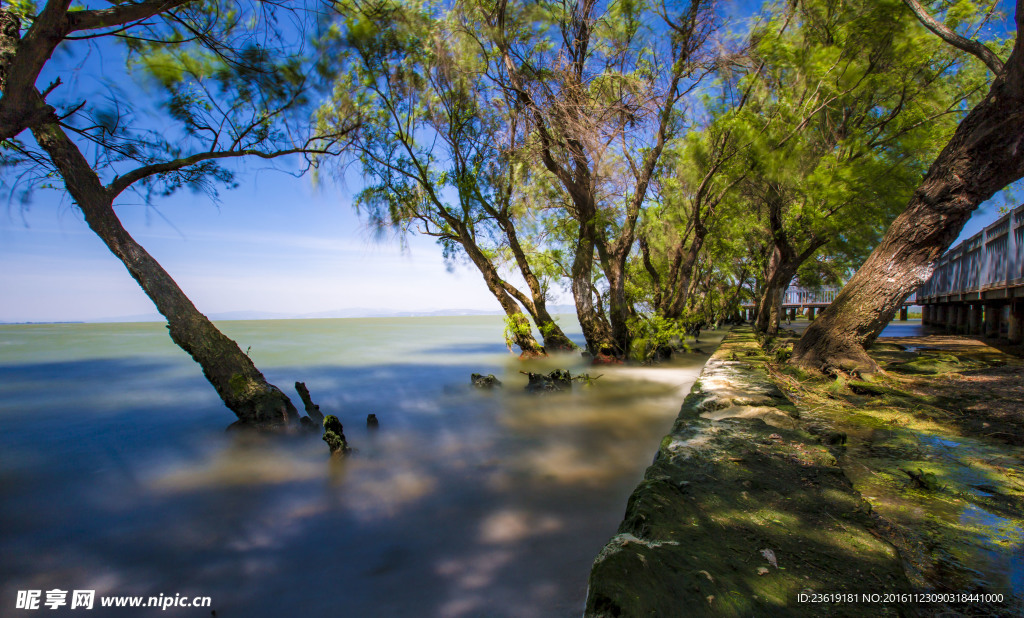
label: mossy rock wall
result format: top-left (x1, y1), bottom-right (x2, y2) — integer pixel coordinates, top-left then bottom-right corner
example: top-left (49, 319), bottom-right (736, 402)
top-left (585, 328), bottom-right (912, 617)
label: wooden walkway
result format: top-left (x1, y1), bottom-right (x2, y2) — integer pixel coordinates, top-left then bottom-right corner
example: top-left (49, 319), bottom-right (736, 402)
top-left (917, 202), bottom-right (1024, 342)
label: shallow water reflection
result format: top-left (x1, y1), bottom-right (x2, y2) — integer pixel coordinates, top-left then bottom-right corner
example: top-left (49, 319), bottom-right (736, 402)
top-left (0, 317), bottom-right (723, 617)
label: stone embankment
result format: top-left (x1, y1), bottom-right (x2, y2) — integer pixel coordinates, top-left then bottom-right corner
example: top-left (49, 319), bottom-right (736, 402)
top-left (585, 328), bottom-right (911, 617)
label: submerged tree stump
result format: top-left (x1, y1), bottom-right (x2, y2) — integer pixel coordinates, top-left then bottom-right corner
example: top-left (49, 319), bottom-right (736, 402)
top-left (471, 373), bottom-right (503, 389)
top-left (322, 415), bottom-right (351, 457)
top-left (521, 369), bottom-right (601, 393)
top-left (294, 381), bottom-right (325, 424)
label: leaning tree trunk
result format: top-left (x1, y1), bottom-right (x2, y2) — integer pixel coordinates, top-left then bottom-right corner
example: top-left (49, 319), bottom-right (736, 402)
top-left (662, 233), bottom-right (705, 320)
top-left (456, 226), bottom-right (546, 357)
top-left (31, 119), bottom-right (299, 428)
top-left (532, 304), bottom-right (576, 352)
top-left (500, 215), bottom-right (577, 351)
top-left (792, 26), bottom-right (1024, 372)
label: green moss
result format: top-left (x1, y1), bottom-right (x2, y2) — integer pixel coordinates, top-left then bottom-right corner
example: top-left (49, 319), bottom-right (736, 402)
top-left (588, 328), bottom-right (912, 616)
top-left (825, 375), bottom-right (848, 397)
top-left (887, 353), bottom-right (962, 375)
top-left (229, 373), bottom-right (249, 396)
top-left (322, 414), bottom-right (351, 456)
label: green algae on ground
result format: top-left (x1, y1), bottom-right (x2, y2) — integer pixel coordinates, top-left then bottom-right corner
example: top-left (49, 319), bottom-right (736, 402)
top-left (586, 328), bottom-right (911, 617)
top-left (772, 336), bottom-right (1024, 615)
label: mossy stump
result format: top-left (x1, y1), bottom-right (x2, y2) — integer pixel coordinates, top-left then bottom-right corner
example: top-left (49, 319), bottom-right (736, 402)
top-left (323, 414), bottom-right (351, 457)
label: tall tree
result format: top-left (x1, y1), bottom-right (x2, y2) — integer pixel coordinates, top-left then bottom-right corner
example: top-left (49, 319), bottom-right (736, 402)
top-left (634, 106), bottom-right (750, 324)
top-left (483, 0), bottom-right (717, 356)
top-left (792, 0), bottom-right (1020, 371)
top-left (1, 0), bottom-right (358, 427)
top-left (731, 0), bottom-right (987, 337)
top-left (322, 0), bottom-right (574, 356)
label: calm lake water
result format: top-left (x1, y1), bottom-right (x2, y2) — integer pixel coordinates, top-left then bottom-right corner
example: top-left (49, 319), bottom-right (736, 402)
top-left (0, 316), bottom-right (725, 616)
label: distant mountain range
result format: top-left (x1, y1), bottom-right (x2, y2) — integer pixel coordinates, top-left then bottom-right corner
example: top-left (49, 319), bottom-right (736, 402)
top-left (1, 305), bottom-right (580, 325)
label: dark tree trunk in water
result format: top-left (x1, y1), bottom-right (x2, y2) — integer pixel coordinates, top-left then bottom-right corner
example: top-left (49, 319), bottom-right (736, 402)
top-left (498, 213), bottom-right (576, 352)
top-left (571, 219), bottom-right (615, 355)
top-left (31, 119), bottom-right (299, 428)
top-left (792, 17), bottom-right (1024, 371)
top-left (455, 224), bottom-right (546, 357)
top-left (604, 254), bottom-right (631, 355)
top-left (532, 305), bottom-right (576, 352)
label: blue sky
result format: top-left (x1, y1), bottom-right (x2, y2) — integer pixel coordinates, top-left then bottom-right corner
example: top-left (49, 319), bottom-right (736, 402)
top-left (0, 1), bottom-right (1018, 323)
top-left (0, 170), bottom-right (506, 322)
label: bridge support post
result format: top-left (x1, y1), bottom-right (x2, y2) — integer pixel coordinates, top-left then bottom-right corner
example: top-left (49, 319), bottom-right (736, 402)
top-left (899, 307), bottom-right (908, 321)
top-left (922, 305), bottom-right (932, 325)
top-left (958, 305), bottom-right (970, 334)
top-left (788, 307), bottom-right (797, 322)
top-left (970, 304), bottom-right (985, 336)
top-left (984, 304), bottom-right (1003, 338)
top-left (1009, 301), bottom-right (1023, 344)
top-left (808, 307), bottom-right (816, 320)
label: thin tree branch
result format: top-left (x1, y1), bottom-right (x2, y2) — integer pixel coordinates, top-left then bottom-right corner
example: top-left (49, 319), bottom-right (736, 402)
top-left (901, 0), bottom-right (1005, 74)
top-left (108, 125), bottom-right (358, 197)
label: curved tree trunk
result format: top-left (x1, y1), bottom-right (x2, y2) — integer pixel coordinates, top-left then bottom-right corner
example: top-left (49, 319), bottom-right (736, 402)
top-left (455, 226), bottom-right (546, 357)
top-left (532, 304), bottom-right (576, 352)
top-left (31, 119), bottom-right (300, 428)
top-left (792, 23), bottom-right (1024, 371)
top-left (499, 214), bottom-right (576, 351)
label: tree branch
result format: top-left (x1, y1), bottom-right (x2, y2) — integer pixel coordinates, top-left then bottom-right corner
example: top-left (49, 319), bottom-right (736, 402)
top-left (108, 125), bottom-right (358, 198)
top-left (901, 0), bottom-right (1005, 74)
top-left (67, 0), bottom-right (194, 33)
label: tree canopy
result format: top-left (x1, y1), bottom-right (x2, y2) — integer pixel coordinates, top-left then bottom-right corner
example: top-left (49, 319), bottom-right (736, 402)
top-left (4, 0), bottom-right (1019, 372)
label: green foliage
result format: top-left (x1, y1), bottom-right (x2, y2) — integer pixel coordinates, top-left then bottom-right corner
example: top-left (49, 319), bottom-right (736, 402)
top-left (1, 0), bottom-right (340, 207)
top-left (4, 0), bottom-right (36, 21)
top-left (627, 314), bottom-right (698, 362)
top-left (503, 314), bottom-right (533, 352)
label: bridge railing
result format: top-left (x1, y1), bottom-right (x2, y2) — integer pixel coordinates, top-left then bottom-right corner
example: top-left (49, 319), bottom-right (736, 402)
top-left (919, 202), bottom-right (1024, 300)
top-left (782, 286), bottom-right (839, 306)
top-left (777, 286), bottom-right (917, 306)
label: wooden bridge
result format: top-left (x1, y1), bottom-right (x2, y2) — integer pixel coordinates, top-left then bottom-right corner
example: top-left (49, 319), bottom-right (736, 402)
top-left (917, 202), bottom-right (1024, 343)
top-left (740, 286), bottom-right (918, 322)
